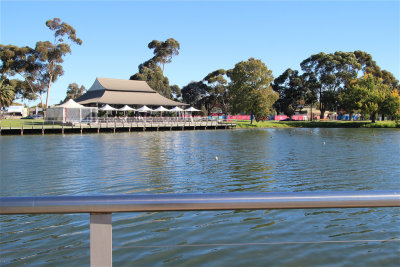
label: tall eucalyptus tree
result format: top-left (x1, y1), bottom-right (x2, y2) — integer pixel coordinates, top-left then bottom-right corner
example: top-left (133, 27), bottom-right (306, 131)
top-left (41, 18), bottom-right (82, 108)
top-left (300, 51), bottom-right (360, 119)
top-left (148, 38), bottom-right (180, 74)
top-left (203, 69), bottom-right (229, 117)
top-left (272, 69), bottom-right (308, 118)
top-left (130, 38), bottom-right (180, 99)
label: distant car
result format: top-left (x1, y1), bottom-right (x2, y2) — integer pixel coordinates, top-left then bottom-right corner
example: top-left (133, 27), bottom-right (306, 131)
top-left (21, 115), bottom-right (34, 119)
top-left (33, 115), bottom-right (43, 119)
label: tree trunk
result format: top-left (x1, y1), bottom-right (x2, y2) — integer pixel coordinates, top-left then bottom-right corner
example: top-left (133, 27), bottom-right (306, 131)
top-left (39, 93), bottom-right (44, 113)
top-left (320, 110), bottom-right (325, 120)
top-left (350, 112), bottom-right (354, 121)
top-left (250, 112), bottom-right (254, 125)
top-left (319, 89), bottom-right (323, 119)
top-left (45, 61), bottom-right (55, 109)
top-left (45, 76), bottom-right (53, 108)
top-left (310, 104), bottom-right (313, 121)
top-left (381, 114), bottom-right (385, 121)
top-left (371, 113), bottom-right (376, 123)
top-left (222, 104), bottom-right (228, 121)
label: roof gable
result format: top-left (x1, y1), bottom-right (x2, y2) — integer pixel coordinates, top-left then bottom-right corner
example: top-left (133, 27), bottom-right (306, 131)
top-left (89, 77), bottom-right (155, 93)
top-left (78, 77), bottom-right (188, 106)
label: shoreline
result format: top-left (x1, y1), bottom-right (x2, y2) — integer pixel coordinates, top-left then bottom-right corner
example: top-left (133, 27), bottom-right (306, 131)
top-left (235, 120), bottom-right (400, 129)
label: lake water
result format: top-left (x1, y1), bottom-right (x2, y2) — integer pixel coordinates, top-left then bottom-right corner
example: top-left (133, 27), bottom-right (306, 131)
top-left (1, 128), bottom-right (399, 266)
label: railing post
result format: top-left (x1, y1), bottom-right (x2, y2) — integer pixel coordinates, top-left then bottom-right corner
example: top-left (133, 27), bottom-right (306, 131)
top-left (90, 213), bottom-right (112, 267)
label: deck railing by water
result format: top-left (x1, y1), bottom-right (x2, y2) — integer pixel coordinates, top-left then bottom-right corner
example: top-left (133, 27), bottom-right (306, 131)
top-left (0, 117), bottom-right (236, 135)
top-left (1, 191), bottom-right (399, 267)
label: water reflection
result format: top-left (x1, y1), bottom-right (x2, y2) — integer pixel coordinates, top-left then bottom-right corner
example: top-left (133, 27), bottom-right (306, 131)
top-left (1, 128), bottom-right (400, 266)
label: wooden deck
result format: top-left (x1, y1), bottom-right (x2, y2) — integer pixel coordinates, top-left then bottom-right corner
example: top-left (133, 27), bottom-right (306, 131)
top-left (0, 120), bottom-right (236, 135)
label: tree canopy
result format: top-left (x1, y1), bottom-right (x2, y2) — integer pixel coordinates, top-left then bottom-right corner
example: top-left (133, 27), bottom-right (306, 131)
top-left (148, 38), bottom-right (180, 74)
top-left (0, 45), bottom-right (42, 102)
top-left (0, 18), bottom-right (82, 108)
top-left (299, 51), bottom-right (399, 120)
top-left (203, 69), bottom-right (229, 116)
top-left (272, 69), bottom-right (308, 118)
top-left (130, 38), bottom-right (181, 99)
top-left (63, 83), bottom-right (86, 102)
top-left (181, 81), bottom-right (208, 107)
top-left (300, 51), bottom-right (361, 119)
top-left (344, 74), bottom-right (398, 122)
top-left (228, 58), bottom-right (278, 123)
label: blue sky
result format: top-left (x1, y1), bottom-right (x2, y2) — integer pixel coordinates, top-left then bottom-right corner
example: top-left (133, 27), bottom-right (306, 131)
top-left (1, 0), bottom-right (399, 106)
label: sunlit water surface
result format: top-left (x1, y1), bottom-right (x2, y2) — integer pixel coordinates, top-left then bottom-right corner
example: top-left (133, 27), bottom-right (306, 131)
top-left (1, 128), bottom-right (399, 266)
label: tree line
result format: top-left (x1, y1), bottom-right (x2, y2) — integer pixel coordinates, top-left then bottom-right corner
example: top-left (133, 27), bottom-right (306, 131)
top-left (178, 51), bottom-right (400, 123)
top-left (1, 19), bottom-right (399, 123)
top-left (131, 39), bottom-right (399, 123)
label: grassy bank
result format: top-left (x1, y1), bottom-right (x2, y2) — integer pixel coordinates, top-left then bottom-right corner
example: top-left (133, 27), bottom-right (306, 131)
top-left (235, 120), bottom-right (400, 128)
top-left (1, 119), bottom-right (52, 129)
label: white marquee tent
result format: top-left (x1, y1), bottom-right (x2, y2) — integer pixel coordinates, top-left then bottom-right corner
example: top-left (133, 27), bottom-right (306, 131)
top-left (46, 99), bottom-right (98, 123)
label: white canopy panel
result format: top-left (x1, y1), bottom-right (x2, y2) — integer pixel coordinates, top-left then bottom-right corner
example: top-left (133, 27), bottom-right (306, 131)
top-left (170, 106), bottom-right (184, 112)
top-left (119, 105), bottom-right (136, 111)
top-left (154, 106), bottom-right (170, 112)
top-left (137, 105), bottom-right (153, 112)
top-left (99, 104), bottom-right (117, 111)
top-left (185, 107), bottom-right (201, 112)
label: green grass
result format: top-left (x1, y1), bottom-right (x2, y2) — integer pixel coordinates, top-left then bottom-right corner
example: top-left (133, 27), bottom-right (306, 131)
top-left (234, 120), bottom-right (400, 128)
top-left (0, 119), bottom-right (63, 129)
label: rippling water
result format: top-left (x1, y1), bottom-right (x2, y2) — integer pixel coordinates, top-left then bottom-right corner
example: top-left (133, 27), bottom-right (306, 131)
top-left (1, 128), bottom-right (399, 266)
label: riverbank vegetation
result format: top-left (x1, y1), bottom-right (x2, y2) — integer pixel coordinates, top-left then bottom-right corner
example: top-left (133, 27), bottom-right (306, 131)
top-left (235, 120), bottom-right (400, 129)
top-left (182, 51), bottom-right (400, 124)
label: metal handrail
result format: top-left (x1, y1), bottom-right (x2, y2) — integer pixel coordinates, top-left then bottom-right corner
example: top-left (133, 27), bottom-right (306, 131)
top-left (2, 191), bottom-right (399, 267)
top-left (1, 191), bottom-right (399, 215)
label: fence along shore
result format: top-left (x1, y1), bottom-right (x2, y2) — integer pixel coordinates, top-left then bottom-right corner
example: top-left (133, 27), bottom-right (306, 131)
top-left (0, 117), bottom-right (236, 135)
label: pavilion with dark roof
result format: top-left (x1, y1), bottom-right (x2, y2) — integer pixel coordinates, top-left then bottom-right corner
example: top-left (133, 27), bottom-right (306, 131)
top-left (75, 77), bottom-right (187, 107)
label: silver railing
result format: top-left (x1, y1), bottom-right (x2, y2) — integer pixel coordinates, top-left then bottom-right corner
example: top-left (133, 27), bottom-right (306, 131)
top-left (1, 191), bottom-right (399, 267)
